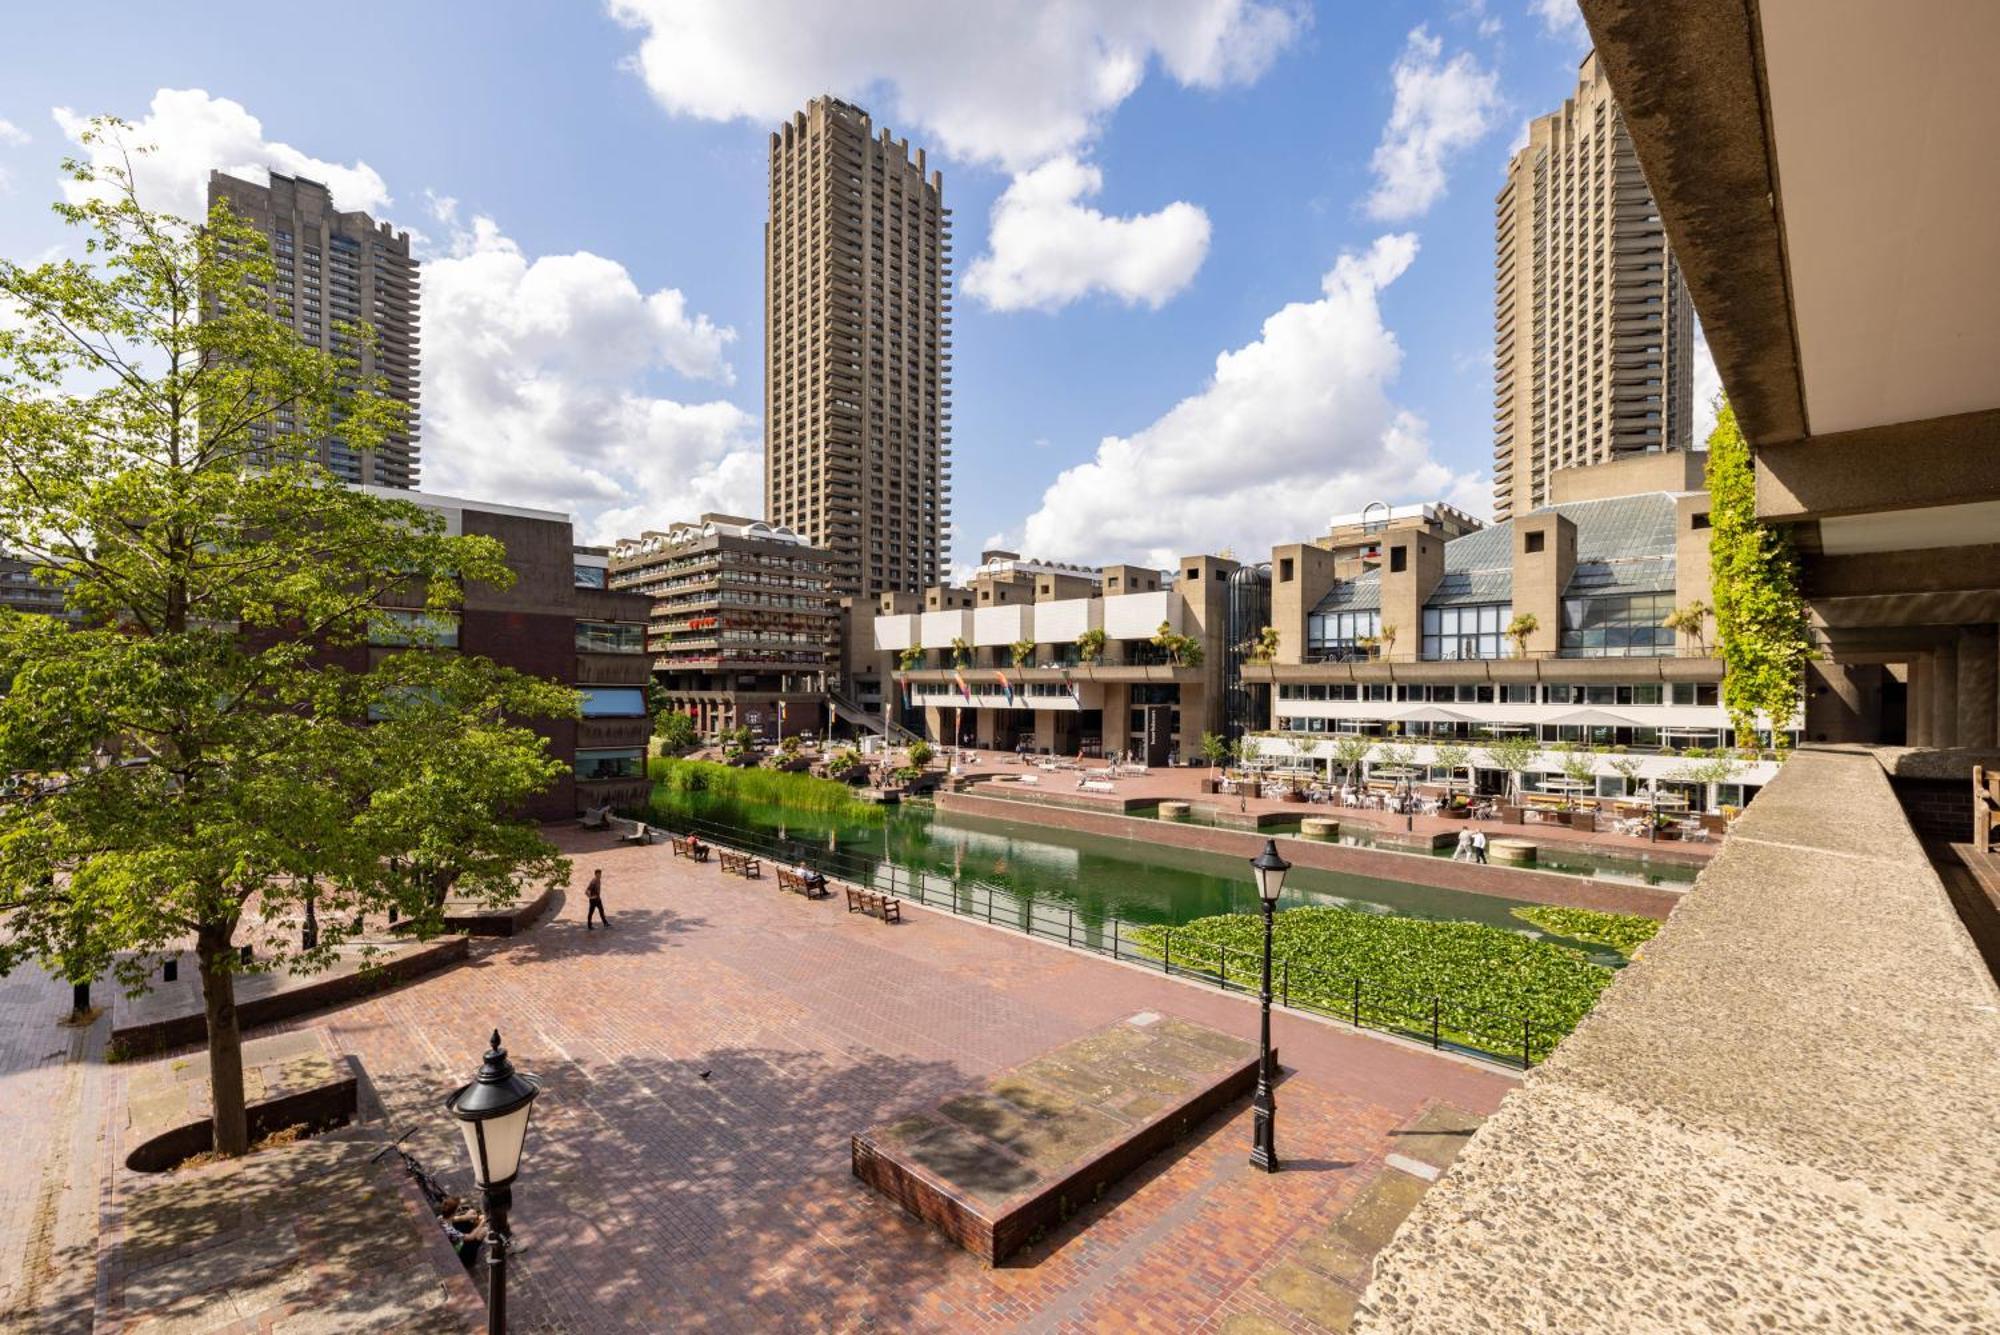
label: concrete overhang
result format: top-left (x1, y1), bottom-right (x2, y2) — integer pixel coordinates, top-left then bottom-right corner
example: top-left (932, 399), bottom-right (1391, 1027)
top-left (1582, 0), bottom-right (2000, 532)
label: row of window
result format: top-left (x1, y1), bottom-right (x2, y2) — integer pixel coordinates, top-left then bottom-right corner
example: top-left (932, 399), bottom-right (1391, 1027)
top-left (1275, 681), bottom-right (1721, 707)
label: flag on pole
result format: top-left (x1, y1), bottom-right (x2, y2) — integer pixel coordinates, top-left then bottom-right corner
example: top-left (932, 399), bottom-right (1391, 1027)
top-left (953, 667), bottom-right (973, 701)
top-left (1062, 668), bottom-right (1081, 703)
top-left (993, 669), bottom-right (1013, 705)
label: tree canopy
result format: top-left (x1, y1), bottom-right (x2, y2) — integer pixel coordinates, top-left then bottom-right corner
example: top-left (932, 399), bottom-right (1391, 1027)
top-left (0, 122), bottom-right (575, 1154)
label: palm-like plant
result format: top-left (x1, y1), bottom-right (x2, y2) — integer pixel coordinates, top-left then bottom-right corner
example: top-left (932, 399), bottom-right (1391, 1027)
top-left (1662, 600), bottom-right (1710, 656)
top-left (897, 643), bottom-right (926, 672)
top-left (1009, 638), bottom-right (1036, 669)
top-left (1505, 611), bottom-right (1538, 659)
top-left (949, 635), bottom-right (972, 668)
top-left (1076, 627), bottom-right (1107, 665)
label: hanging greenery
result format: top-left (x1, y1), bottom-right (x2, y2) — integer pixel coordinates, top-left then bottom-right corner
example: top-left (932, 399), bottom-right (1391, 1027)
top-left (1705, 399), bottom-right (1814, 748)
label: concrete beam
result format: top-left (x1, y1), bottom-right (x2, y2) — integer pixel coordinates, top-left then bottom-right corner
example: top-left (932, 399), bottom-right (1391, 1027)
top-left (1812, 590), bottom-right (2000, 632)
top-left (1757, 409), bottom-right (2000, 522)
top-left (1958, 627), bottom-right (1999, 750)
top-left (1805, 543), bottom-right (2000, 599)
top-left (1580, 0), bottom-right (1805, 448)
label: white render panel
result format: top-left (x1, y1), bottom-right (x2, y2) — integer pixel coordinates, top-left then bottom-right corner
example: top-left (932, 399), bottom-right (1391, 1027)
top-left (919, 609), bottom-right (974, 648)
top-left (1103, 590), bottom-right (1175, 640)
top-left (972, 604), bottom-right (1035, 648)
top-left (873, 614), bottom-right (916, 652)
top-left (1033, 597), bottom-right (1101, 645)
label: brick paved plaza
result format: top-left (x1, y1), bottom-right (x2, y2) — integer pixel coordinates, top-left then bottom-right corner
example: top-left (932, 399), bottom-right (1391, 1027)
top-left (3, 827), bottom-right (1515, 1332)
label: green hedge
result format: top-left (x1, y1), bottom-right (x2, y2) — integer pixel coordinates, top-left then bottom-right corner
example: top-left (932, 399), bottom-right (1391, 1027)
top-left (646, 757), bottom-right (881, 820)
top-left (1130, 905), bottom-right (1612, 1058)
top-left (1509, 905), bottom-right (1661, 956)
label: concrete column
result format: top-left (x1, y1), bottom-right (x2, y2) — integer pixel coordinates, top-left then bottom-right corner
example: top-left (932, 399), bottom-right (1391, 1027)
top-left (1958, 626), bottom-right (1999, 748)
top-left (1909, 659), bottom-right (1932, 747)
top-left (1034, 710), bottom-right (1057, 753)
top-left (974, 707), bottom-right (997, 747)
top-left (1933, 640), bottom-right (1959, 749)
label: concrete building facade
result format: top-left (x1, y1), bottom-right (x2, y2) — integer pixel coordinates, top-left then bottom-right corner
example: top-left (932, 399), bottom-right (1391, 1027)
top-left (1254, 453), bottom-right (1778, 807)
top-left (609, 516), bottom-right (834, 743)
top-left (1492, 53), bottom-right (1694, 521)
top-left (874, 553), bottom-right (1236, 762)
top-left (764, 96), bottom-right (952, 600)
top-left (209, 172), bottom-right (420, 488)
top-left (354, 489), bottom-right (653, 820)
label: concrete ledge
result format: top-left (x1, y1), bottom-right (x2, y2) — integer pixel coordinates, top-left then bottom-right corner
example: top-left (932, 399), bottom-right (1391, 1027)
top-left (1358, 747), bottom-right (2000, 1331)
top-left (111, 936), bottom-right (469, 1058)
top-left (126, 1076), bottom-right (359, 1172)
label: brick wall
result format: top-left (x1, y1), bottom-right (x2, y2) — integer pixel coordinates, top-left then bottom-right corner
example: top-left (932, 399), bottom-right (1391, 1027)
top-left (1890, 777), bottom-right (1972, 845)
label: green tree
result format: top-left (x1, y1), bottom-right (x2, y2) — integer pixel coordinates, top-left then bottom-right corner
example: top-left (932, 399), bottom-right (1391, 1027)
top-left (1151, 621), bottom-right (1204, 668)
top-left (1009, 638), bottom-right (1036, 669)
top-left (1662, 600), bottom-right (1711, 656)
top-left (1242, 625), bottom-right (1281, 665)
top-left (1330, 734), bottom-right (1375, 787)
top-left (1076, 627), bottom-right (1107, 666)
top-left (1504, 611), bottom-right (1538, 659)
top-left (655, 709), bottom-right (699, 755)
top-left (1479, 733), bottom-right (1543, 803)
top-left (897, 643), bottom-right (926, 671)
top-left (1554, 742), bottom-right (1599, 810)
top-left (1431, 742), bottom-right (1472, 799)
top-left (906, 739), bottom-right (934, 769)
top-left (1706, 399), bottom-right (1813, 747)
top-left (0, 125), bottom-right (574, 1155)
top-left (1607, 754), bottom-right (1645, 794)
top-left (948, 636), bottom-right (971, 668)
top-left (1199, 731), bottom-right (1229, 773)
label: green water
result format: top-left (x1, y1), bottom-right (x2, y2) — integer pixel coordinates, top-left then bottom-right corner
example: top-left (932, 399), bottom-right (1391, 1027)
top-left (645, 788), bottom-right (1654, 968)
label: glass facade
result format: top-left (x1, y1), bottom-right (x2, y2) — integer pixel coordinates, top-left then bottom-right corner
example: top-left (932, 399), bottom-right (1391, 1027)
top-left (579, 687), bottom-right (648, 718)
top-left (369, 609), bottom-right (459, 647)
top-left (1560, 592), bottom-right (1675, 657)
top-left (574, 748), bottom-right (645, 780)
top-left (1421, 603), bottom-right (1510, 660)
top-left (576, 620), bottom-right (647, 653)
top-left (573, 564), bottom-right (607, 589)
top-left (1306, 609), bottom-right (1380, 660)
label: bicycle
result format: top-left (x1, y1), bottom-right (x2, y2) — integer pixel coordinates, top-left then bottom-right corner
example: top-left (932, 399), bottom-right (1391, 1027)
top-left (370, 1130), bottom-right (453, 1214)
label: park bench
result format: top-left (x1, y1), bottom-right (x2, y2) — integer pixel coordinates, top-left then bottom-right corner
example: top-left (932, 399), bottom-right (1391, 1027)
top-left (777, 867), bottom-right (829, 899)
top-left (845, 886), bottom-right (902, 924)
top-left (670, 836), bottom-right (709, 863)
top-left (1078, 778), bottom-right (1116, 793)
top-left (718, 850), bottom-right (761, 878)
top-left (618, 820), bottom-right (656, 846)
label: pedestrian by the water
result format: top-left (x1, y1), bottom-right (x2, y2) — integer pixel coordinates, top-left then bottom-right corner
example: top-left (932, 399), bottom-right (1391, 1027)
top-left (1453, 828), bottom-right (1473, 862)
top-left (585, 868), bottom-right (609, 928)
top-left (1470, 828), bottom-right (1488, 864)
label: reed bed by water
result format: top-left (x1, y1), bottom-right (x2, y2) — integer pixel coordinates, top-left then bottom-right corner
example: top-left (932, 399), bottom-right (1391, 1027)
top-left (647, 757), bottom-right (884, 821)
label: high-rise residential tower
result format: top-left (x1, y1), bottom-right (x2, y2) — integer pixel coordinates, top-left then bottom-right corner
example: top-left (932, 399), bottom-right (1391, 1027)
top-left (764, 97), bottom-right (952, 600)
top-left (208, 171), bottom-right (421, 488)
top-left (1491, 52), bottom-right (1693, 521)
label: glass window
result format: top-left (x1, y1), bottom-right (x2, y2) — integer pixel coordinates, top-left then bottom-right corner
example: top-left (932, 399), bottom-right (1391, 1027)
top-left (573, 564), bottom-right (607, 589)
top-left (579, 687), bottom-right (647, 717)
top-left (1307, 608), bottom-right (1380, 660)
top-left (576, 621), bottom-right (648, 653)
top-left (370, 609), bottom-right (459, 647)
top-left (574, 748), bottom-right (645, 780)
top-left (1559, 592), bottom-right (1676, 658)
top-left (1421, 603), bottom-right (1511, 660)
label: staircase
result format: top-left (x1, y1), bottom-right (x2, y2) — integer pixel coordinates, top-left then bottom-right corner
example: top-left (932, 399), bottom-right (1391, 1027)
top-left (829, 687), bottom-right (921, 744)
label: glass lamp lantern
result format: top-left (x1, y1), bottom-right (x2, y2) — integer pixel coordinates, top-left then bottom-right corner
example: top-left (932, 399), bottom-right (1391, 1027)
top-left (1249, 839), bottom-right (1292, 904)
top-left (444, 1030), bottom-right (542, 1189)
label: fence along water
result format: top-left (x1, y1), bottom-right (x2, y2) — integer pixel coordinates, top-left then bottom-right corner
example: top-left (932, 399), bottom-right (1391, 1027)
top-left (652, 811), bottom-right (1546, 1070)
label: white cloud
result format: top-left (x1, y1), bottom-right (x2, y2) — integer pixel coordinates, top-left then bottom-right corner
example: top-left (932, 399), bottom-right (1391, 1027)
top-left (51, 89), bottom-right (389, 221)
top-left (1365, 27), bottom-right (1503, 222)
top-left (963, 157), bottom-right (1210, 312)
top-left (421, 215), bottom-right (759, 543)
top-left (1018, 234), bottom-right (1487, 566)
top-left (1528, 0), bottom-right (1589, 44)
top-left (0, 119), bottom-right (30, 146)
top-left (1691, 319), bottom-right (1721, 447)
top-left (606, 0), bottom-right (1302, 172)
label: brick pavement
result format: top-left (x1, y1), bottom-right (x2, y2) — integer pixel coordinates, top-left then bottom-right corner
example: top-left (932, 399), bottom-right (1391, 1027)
top-left (295, 830), bottom-right (1513, 1332)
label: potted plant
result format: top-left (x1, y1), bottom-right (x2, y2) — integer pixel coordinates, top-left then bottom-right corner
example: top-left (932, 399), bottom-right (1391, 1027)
top-left (1504, 611), bottom-right (1538, 659)
top-left (1076, 627), bottom-right (1107, 666)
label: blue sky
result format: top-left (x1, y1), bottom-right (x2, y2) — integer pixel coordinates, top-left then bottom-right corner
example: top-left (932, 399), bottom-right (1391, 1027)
top-left (0, 1), bottom-right (1668, 569)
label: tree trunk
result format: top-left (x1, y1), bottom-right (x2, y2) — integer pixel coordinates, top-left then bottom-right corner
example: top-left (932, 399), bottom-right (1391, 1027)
top-left (195, 924), bottom-right (249, 1156)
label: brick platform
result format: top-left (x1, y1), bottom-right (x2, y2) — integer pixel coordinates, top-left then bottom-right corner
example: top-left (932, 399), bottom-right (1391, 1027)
top-left (853, 1012), bottom-right (1265, 1263)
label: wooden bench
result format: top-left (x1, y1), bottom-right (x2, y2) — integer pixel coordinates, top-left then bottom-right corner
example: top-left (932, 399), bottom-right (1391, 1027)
top-left (845, 886), bottom-right (902, 923)
top-left (669, 836), bottom-right (709, 863)
top-left (777, 867), bottom-right (830, 899)
top-left (1977, 765), bottom-right (2000, 854)
top-left (717, 849), bottom-right (761, 878)
top-left (617, 820), bottom-right (655, 846)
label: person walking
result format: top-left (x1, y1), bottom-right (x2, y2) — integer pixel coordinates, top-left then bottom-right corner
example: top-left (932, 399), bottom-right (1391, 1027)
top-left (584, 868), bottom-right (609, 929)
top-left (1470, 828), bottom-right (1489, 864)
top-left (1453, 828), bottom-right (1473, 862)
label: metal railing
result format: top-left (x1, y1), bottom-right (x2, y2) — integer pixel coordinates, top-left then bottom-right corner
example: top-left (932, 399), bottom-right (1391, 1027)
top-left (638, 812), bottom-right (1548, 1070)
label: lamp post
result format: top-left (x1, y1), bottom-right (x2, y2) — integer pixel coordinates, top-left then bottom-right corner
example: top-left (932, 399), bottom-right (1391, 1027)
top-left (1247, 839), bottom-right (1291, 1173)
top-left (445, 1031), bottom-right (542, 1335)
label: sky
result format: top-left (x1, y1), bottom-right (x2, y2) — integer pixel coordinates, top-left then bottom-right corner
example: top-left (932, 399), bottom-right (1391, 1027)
top-left (0, 0), bottom-right (1713, 573)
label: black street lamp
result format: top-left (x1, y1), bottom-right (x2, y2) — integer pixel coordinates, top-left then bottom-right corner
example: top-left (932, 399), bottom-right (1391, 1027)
top-left (445, 1031), bottom-right (542, 1335)
top-left (1247, 838), bottom-right (1291, 1173)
